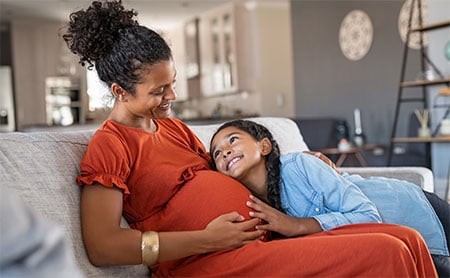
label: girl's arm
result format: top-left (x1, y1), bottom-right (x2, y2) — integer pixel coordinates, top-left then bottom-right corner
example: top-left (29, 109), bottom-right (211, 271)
top-left (248, 153), bottom-right (380, 237)
top-left (297, 154), bottom-right (381, 230)
top-left (81, 184), bottom-right (264, 266)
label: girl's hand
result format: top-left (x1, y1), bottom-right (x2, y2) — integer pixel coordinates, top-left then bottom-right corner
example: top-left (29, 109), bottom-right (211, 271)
top-left (203, 211), bottom-right (265, 251)
top-left (247, 195), bottom-right (323, 237)
top-left (303, 151), bottom-right (341, 174)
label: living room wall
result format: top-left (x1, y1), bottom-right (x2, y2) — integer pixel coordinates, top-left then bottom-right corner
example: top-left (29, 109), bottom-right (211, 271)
top-left (291, 0), bottom-right (449, 198)
top-left (291, 0), bottom-right (423, 145)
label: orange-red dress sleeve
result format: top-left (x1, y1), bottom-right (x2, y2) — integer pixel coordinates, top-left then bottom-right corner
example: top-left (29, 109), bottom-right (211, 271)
top-left (76, 126), bottom-right (132, 195)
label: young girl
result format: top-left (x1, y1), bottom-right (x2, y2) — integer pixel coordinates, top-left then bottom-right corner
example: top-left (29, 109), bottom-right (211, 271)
top-left (210, 119), bottom-right (449, 276)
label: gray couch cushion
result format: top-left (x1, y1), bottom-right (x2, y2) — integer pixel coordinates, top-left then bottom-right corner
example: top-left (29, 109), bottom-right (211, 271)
top-left (0, 131), bottom-right (149, 277)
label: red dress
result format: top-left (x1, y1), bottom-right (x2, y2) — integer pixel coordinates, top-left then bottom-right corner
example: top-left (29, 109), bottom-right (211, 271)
top-left (77, 118), bottom-right (437, 277)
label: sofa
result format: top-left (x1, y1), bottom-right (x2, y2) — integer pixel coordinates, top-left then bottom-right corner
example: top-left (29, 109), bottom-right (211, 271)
top-left (0, 117), bottom-right (434, 277)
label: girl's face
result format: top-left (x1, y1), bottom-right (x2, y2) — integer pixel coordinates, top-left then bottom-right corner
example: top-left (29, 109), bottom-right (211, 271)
top-left (118, 59), bottom-right (177, 120)
top-left (211, 126), bottom-right (268, 183)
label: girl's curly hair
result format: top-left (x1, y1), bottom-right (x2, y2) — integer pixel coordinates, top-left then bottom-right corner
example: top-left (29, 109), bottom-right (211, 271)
top-left (61, 0), bottom-right (172, 94)
top-left (210, 120), bottom-right (284, 213)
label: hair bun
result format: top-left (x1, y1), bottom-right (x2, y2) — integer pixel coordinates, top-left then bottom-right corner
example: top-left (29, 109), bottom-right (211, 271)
top-left (63, 0), bottom-right (138, 67)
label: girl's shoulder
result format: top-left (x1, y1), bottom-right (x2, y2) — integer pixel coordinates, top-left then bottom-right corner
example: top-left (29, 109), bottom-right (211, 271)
top-left (280, 152), bottom-right (313, 163)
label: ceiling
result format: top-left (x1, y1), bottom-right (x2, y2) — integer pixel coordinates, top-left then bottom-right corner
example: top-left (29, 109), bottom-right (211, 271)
top-left (0, 0), bottom-right (246, 30)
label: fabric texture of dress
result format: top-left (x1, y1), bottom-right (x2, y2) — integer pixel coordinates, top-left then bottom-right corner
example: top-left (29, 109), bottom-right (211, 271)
top-left (77, 118), bottom-right (437, 277)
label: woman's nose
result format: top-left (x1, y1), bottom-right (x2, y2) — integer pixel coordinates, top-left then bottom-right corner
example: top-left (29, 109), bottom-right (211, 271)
top-left (164, 86), bottom-right (177, 100)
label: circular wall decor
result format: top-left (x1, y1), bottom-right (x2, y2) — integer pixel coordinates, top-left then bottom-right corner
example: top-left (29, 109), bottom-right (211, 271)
top-left (339, 10), bottom-right (373, 61)
top-left (398, 0), bottom-right (428, 49)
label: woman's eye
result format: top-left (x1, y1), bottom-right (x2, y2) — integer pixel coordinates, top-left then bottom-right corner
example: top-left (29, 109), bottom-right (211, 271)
top-left (229, 136), bottom-right (238, 144)
top-left (152, 87), bottom-right (165, 95)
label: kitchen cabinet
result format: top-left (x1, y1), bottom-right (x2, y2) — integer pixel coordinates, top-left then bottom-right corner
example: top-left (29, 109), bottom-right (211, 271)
top-left (198, 3), bottom-right (250, 97)
top-left (175, 1), bottom-right (294, 119)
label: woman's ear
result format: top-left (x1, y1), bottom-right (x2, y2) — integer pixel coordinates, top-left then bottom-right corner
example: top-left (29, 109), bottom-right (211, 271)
top-left (111, 83), bottom-right (127, 102)
top-left (260, 138), bottom-right (272, 156)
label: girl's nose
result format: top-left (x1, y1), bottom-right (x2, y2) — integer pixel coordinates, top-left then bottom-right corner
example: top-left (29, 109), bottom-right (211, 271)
top-left (223, 149), bottom-right (232, 158)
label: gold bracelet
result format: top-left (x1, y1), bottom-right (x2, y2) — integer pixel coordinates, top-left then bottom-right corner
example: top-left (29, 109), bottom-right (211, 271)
top-left (141, 231), bottom-right (159, 266)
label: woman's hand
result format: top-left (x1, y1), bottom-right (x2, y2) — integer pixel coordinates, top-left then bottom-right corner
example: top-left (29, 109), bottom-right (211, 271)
top-left (303, 151), bottom-right (341, 174)
top-left (246, 195), bottom-right (323, 237)
top-left (202, 212), bottom-right (265, 251)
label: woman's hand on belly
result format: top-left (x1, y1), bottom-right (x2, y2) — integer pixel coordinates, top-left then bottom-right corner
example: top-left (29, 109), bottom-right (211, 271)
top-left (202, 212), bottom-right (266, 251)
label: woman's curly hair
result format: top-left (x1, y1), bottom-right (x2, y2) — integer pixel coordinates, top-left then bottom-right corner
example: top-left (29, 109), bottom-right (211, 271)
top-left (210, 120), bottom-right (284, 213)
top-left (61, 0), bottom-right (172, 94)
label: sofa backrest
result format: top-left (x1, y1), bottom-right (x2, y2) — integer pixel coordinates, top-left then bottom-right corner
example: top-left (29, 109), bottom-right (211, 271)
top-left (189, 117), bottom-right (309, 153)
top-left (0, 130), bottom-right (150, 277)
top-left (0, 117), bottom-right (307, 277)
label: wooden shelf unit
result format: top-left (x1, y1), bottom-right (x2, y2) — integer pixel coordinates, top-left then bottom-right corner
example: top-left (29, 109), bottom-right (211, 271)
top-left (392, 136), bottom-right (450, 143)
top-left (401, 78), bottom-right (450, 88)
top-left (410, 20), bottom-right (450, 32)
top-left (387, 0), bottom-right (450, 167)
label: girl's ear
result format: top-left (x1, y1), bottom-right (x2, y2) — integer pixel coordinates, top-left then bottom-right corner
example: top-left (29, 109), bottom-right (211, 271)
top-left (260, 138), bottom-right (272, 156)
top-left (111, 83), bottom-right (127, 102)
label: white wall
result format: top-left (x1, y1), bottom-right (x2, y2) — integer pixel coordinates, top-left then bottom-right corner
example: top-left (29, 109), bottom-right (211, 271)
top-left (427, 0), bottom-right (450, 199)
top-left (254, 2), bottom-right (295, 117)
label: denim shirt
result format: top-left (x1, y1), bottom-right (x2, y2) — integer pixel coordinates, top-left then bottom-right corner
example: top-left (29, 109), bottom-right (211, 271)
top-left (279, 152), bottom-right (448, 256)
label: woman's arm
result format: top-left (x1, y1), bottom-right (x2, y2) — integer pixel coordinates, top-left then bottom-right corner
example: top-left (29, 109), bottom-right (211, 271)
top-left (81, 184), bottom-right (264, 266)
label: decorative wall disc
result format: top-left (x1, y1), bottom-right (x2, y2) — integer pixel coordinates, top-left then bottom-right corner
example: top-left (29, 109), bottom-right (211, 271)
top-left (339, 10), bottom-right (374, 61)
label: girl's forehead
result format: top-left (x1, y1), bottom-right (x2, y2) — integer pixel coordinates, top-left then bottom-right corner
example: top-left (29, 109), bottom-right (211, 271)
top-left (214, 126), bottom-right (242, 138)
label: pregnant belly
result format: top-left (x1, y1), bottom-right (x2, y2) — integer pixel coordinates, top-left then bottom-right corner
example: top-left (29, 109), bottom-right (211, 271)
top-left (147, 170), bottom-right (253, 231)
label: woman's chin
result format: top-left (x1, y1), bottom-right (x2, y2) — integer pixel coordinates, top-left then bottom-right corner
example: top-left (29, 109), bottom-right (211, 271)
top-left (154, 110), bottom-right (171, 119)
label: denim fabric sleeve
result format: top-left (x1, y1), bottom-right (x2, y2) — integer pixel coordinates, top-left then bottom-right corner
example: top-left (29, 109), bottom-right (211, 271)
top-left (292, 153), bottom-right (382, 230)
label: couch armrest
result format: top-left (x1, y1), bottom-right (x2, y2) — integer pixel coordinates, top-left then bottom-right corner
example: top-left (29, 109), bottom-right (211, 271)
top-left (339, 167), bottom-right (434, 193)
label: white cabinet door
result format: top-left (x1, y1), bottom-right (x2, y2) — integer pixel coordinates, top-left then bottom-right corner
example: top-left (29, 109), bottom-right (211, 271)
top-left (200, 4), bottom-right (238, 96)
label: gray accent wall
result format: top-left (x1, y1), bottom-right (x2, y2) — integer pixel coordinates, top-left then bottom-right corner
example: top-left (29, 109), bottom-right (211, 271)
top-left (291, 1), bottom-right (423, 145)
top-left (291, 0), bottom-right (449, 198)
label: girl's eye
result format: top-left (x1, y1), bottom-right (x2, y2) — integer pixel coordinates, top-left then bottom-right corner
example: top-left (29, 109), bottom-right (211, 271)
top-left (213, 150), bottom-right (221, 159)
top-left (229, 136), bottom-right (238, 144)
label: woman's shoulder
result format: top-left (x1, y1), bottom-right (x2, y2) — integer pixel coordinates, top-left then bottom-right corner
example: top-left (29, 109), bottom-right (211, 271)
top-left (93, 120), bottom-right (130, 142)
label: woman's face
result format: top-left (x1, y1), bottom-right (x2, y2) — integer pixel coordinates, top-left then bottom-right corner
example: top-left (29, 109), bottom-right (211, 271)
top-left (210, 126), bottom-right (266, 182)
top-left (123, 59), bottom-right (177, 120)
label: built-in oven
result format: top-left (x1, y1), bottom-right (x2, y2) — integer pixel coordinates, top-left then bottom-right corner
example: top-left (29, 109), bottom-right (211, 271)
top-left (0, 66), bottom-right (15, 132)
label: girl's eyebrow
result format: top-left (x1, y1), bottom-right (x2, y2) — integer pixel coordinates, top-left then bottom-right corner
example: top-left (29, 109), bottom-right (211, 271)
top-left (211, 131), bottom-right (242, 154)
